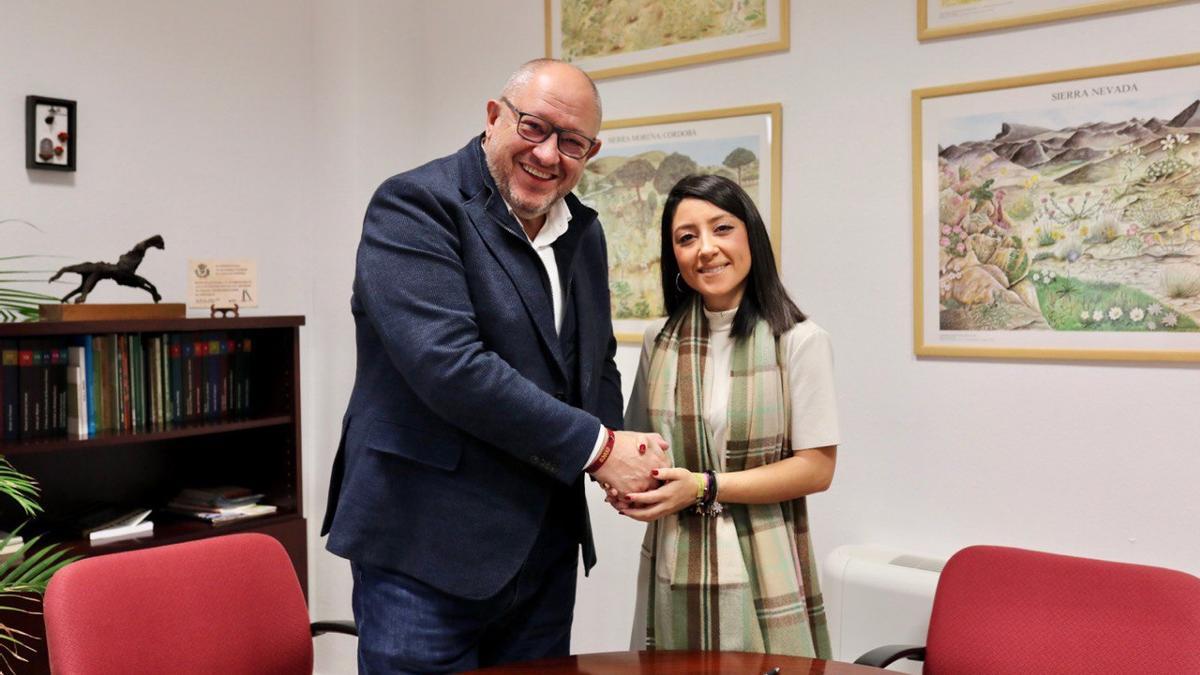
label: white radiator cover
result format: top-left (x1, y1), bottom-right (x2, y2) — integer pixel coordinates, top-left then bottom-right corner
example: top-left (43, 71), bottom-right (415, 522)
top-left (823, 545), bottom-right (945, 674)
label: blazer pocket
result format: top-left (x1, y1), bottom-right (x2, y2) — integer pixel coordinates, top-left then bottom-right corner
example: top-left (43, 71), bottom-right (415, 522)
top-left (365, 419), bottom-right (463, 472)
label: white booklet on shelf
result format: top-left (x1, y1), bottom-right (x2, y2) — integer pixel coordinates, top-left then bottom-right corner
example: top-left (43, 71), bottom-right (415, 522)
top-left (89, 519), bottom-right (154, 542)
top-left (86, 508), bottom-right (154, 541)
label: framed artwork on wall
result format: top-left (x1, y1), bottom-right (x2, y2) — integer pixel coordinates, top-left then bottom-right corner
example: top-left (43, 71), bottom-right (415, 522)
top-left (917, 0), bottom-right (1185, 40)
top-left (579, 103), bottom-right (781, 342)
top-left (545, 0), bottom-right (789, 80)
top-left (914, 52), bottom-right (1200, 362)
top-left (26, 95), bottom-right (76, 171)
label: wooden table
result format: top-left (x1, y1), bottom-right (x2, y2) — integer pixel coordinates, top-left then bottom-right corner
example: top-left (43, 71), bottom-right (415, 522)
top-left (465, 650), bottom-right (889, 674)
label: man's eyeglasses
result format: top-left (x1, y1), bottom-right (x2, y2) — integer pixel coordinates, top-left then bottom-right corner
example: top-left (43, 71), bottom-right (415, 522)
top-left (500, 97), bottom-right (597, 160)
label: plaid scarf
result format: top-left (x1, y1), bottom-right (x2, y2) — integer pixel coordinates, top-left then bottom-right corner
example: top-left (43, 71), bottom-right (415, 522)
top-left (639, 296), bottom-right (830, 657)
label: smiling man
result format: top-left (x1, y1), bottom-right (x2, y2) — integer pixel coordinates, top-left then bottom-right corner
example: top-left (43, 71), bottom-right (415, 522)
top-left (321, 59), bottom-right (670, 673)
top-left (484, 63), bottom-right (600, 238)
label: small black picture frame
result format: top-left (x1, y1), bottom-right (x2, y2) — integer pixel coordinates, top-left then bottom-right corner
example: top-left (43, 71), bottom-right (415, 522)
top-left (26, 95), bottom-right (77, 171)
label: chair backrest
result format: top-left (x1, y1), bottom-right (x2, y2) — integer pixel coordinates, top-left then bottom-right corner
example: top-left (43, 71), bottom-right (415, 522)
top-left (924, 545), bottom-right (1200, 675)
top-left (44, 533), bottom-right (313, 675)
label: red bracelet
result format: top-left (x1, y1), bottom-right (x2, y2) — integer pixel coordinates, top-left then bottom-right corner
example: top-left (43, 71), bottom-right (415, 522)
top-left (586, 427), bottom-right (616, 473)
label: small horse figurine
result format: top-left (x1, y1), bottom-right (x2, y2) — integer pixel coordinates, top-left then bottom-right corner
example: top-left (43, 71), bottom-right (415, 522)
top-left (49, 235), bottom-right (165, 303)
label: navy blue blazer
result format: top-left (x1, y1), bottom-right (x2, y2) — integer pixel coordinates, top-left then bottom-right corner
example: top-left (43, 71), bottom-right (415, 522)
top-left (322, 137), bottom-right (623, 600)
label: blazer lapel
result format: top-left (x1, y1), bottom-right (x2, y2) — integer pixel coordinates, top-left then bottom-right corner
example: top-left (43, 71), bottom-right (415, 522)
top-left (464, 192), bottom-right (566, 377)
top-left (552, 208), bottom-right (596, 397)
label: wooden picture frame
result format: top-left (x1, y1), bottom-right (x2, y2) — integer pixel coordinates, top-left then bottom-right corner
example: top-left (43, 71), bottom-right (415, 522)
top-left (914, 52), bottom-right (1200, 362)
top-left (579, 104), bottom-right (782, 343)
top-left (918, 0), bottom-right (1185, 41)
top-left (546, 0), bottom-right (789, 80)
top-left (26, 96), bottom-right (77, 172)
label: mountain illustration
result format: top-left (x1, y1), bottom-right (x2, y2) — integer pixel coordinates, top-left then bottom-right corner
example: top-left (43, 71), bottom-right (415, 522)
top-left (993, 122), bottom-right (1051, 142)
top-left (945, 100), bottom-right (1200, 183)
top-left (1167, 100), bottom-right (1200, 128)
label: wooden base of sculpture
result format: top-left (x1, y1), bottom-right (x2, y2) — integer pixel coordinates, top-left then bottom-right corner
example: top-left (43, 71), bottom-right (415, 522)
top-left (39, 303), bottom-right (186, 322)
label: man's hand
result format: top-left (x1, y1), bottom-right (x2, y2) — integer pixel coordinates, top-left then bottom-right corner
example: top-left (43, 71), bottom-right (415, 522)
top-left (591, 430), bottom-right (669, 500)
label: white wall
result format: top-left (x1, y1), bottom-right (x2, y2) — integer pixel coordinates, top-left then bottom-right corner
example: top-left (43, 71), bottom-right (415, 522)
top-left (1, 1), bottom-right (316, 313)
top-left (8, 1), bottom-right (1200, 673)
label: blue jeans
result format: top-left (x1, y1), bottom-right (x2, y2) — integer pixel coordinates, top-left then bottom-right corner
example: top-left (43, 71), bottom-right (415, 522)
top-left (351, 525), bottom-right (578, 674)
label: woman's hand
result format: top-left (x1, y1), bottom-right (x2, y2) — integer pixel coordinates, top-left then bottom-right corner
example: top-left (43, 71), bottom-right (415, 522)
top-left (620, 467), bottom-right (699, 522)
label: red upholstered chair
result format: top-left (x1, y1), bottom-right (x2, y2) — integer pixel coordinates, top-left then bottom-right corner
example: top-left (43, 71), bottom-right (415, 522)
top-left (857, 545), bottom-right (1200, 674)
top-left (44, 532), bottom-right (355, 675)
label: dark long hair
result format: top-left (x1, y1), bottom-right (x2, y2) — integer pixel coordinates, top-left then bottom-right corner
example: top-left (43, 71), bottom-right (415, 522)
top-left (660, 174), bottom-right (805, 338)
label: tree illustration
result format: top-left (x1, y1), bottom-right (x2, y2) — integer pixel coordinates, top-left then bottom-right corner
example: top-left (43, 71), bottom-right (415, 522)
top-left (723, 147), bottom-right (757, 183)
top-left (613, 158), bottom-right (655, 204)
top-left (653, 152), bottom-right (699, 195)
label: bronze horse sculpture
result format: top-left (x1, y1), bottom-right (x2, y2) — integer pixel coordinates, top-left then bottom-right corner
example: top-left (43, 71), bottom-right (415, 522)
top-left (49, 235), bottom-right (165, 303)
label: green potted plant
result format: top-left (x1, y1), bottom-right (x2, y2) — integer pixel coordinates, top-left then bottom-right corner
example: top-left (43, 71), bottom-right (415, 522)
top-left (0, 456), bottom-right (77, 672)
top-left (0, 219), bottom-right (61, 322)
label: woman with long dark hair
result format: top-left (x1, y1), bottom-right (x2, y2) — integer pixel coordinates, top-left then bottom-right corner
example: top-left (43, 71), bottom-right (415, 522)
top-left (623, 174), bottom-right (839, 656)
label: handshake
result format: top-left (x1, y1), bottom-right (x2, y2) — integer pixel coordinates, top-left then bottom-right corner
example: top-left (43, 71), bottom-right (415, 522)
top-left (589, 429), bottom-right (671, 512)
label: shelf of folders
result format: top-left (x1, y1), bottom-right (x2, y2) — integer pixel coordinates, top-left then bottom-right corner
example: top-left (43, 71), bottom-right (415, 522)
top-left (0, 331), bottom-right (256, 442)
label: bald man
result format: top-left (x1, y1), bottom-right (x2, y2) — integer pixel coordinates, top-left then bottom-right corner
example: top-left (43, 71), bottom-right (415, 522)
top-left (322, 59), bottom-right (669, 673)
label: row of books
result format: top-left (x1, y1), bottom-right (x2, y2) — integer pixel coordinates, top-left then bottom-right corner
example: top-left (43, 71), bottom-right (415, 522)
top-left (0, 331), bottom-right (255, 441)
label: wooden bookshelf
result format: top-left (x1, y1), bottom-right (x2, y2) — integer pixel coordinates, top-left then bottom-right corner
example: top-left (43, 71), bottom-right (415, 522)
top-left (0, 415), bottom-right (293, 456)
top-left (0, 315), bottom-right (305, 674)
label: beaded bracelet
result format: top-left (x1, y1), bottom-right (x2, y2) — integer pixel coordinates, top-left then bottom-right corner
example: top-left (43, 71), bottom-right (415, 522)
top-left (693, 469), bottom-right (724, 517)
top-left (696, 468), bottom-right (720, 514)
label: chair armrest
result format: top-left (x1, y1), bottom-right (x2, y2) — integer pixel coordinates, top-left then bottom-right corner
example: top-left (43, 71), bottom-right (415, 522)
top-left (311, 620), bottom-right (358, 637)
top-left (855, 644), bottom-right (926, 668)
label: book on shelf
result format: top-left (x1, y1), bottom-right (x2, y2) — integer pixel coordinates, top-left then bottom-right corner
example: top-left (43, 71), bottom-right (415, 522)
top-left (128, 334), bottom-right (139, 432)
top-left (182, 338), bottom-right (195, 421)
top-left (93, 335), bottom-right (109, 433)
top-left (18, 342), bottom-right (37, 438)
top-left (169, 334), bottom-right (183, 422)
top-left (89, 519), bottom-right (153, 543)
top-left (78, 506), bottom-right (153, 540)
top-left (0, 339), bottom-right (18, 441)
top-left (118, 334), bottom-right (131, 432)
top-left (209, 503), bottom-right (277, 526)
top-left (203, 335), bottom-right (217, 421)
top-left (148, 335), bottom-right (162, 428)
top-left (165, 502), bottom-right (277, 526)
top-left (51, 345), bottom-right (67, 436)
top-left (42, 342), bottom-right (59, 437)
top-left (166, 485), bottom-right (276, 526)
top-left (67, 345), bottom-right (88, 439)
top-left (82, 334), bottom-right (96, 436)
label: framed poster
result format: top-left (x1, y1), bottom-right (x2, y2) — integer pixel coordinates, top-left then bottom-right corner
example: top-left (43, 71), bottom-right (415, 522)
top-left (546, 0), bottom-right (789, 80)
top-left (26, 95), bottom-right (76, 171)
top-left (579, 103), bottom-right (781, 343)
top-left (918, 0), bottom-right (1185, 40)
top-left (914, 53), bottom-right (1200, 362)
